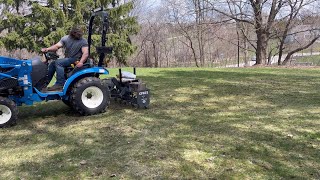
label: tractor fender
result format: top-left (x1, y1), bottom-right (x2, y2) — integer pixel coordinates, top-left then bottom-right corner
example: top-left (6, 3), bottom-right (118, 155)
top-left (63, 67), bottom-right (109, 95)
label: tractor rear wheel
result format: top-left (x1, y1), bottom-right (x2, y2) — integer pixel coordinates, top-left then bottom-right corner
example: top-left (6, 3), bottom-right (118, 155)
top-left (70, 77), bottom-right (110, 115)
top-left (62, 99), bottom-right (71, 107)
top-left (0, 97), bottom-right (18, 128)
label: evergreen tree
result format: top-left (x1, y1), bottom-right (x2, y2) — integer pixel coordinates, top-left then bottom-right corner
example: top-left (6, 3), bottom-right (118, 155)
top-left (0, 0), bottom-right (139, 65)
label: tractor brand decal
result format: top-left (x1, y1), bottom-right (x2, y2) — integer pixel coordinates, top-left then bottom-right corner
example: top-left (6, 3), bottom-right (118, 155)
top-left (23, 75), bottom-right (29, 85)
top-left (0, 59), bottom-right (19, 65)
top-left (139, 91), bottom-right (148, 96)
top-left (18, 75), bottom-right (29, 85)
top-left (2, 61), bottom-right (15, 65)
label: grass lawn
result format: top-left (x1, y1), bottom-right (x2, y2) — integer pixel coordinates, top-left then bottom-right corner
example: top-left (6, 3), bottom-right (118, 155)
top-left (1, 67), bottom-right (320, 179)
top-left (295, 55), bottom-right (320, 65)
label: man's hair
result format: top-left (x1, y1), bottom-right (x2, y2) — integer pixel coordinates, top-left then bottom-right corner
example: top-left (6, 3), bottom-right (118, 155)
top-left (69, 26), bottom-right (83, 40)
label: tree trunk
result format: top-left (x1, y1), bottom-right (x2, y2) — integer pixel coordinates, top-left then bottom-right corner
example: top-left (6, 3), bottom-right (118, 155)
top-left (256, 32), bottom-right (268, 65)
top-left (241, 23), bottom-right (249, 66)
top-left (144, 50), bottom-right (149, 67)
top-left (190, 41), bottom-right (200, 67)
top-left (62, 0), bottom-right (68, 18)
top-left (277, 43), bottom-right (284, 65)
top-left (152, 42), bottom-right (158, 68)
top-left (194, 0), bottom-right (205, 67)
top-left (267, 49), bottom-right (273, 65)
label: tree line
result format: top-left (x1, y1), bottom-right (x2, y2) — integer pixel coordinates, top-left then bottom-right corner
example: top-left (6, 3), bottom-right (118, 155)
top-left (0, 0), bottom-right (139, 65)
top-left (129, 0), bottom-right (320, 67)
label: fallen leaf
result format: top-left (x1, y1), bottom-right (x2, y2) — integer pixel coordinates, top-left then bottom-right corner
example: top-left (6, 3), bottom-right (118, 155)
top-left (80, 160), bottom-right (87, 165)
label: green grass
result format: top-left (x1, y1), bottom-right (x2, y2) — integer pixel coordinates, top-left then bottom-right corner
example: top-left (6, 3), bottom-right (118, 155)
top-left (295, 55), bottom-right (320, 65)
top-left (1, 67), bottom-right (320, 179)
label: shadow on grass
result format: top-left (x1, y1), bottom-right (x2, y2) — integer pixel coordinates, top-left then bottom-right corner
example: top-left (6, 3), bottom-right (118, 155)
top-left (1, 68), bottom-right (320, 179)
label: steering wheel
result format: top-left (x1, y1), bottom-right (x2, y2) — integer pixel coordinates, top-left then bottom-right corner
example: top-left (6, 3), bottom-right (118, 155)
top-left (44, 52), bottom-right (59, 62)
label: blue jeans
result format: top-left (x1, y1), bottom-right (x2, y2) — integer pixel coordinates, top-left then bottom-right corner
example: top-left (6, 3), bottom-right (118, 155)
top-left (47, 58), bottom-right (77, 86)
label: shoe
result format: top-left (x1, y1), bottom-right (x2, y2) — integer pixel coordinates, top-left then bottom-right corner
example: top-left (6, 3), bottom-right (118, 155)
top-left (47, 84), bottom-right (63, 91)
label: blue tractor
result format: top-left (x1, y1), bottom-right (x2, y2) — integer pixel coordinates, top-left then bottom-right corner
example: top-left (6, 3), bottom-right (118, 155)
top-left (0, 9), bottom-right (114, 127)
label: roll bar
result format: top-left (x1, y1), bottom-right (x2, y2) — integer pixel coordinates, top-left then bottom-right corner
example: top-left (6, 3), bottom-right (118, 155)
top-left (88, 7), bottom-right (112, 67)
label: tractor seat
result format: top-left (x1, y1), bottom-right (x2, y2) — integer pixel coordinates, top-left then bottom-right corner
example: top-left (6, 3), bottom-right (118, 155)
top-left (74, 58), bottom-right (94, 68)
top-left (65, 59), bottom-right (94, 78)
top-left (121, 78), bottom-right (138, 83)
top-left (117, 71), bottom-right (137, 83)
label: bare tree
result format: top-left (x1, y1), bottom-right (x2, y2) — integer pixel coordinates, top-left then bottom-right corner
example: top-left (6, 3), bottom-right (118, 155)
top-left (163, 0), bottom-right (222, 67)
top-left (278, 0), bottom-right (320, 65)
top-left (130, 0), bottom-right (167, 67)
top-left (129, 0), bottom-right (320, 67)
top-left (164, 0), bottom-right (200, 67)
top-left (208, 0), bottom-right (284, 65)
top-left (208, 0), bottom-right (320, 65)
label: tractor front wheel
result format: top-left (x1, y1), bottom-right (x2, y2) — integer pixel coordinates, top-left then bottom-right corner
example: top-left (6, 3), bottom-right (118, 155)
top-left (70, 77), bottom-right (109, 115)
top-left (0, 97), bottom-right (18, 128)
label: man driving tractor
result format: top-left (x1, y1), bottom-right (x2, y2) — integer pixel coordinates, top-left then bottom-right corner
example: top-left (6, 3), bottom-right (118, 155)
top-left (41, 26), bottom-right (89, 91)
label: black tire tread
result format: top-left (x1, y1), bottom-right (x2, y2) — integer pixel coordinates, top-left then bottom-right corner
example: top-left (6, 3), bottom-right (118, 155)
top-left (70, 77), bottom-right (109, 116)
top-left (0, 97), bottom-right (18, 128)
top-left (62, 99), bottom-right (71, 107)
